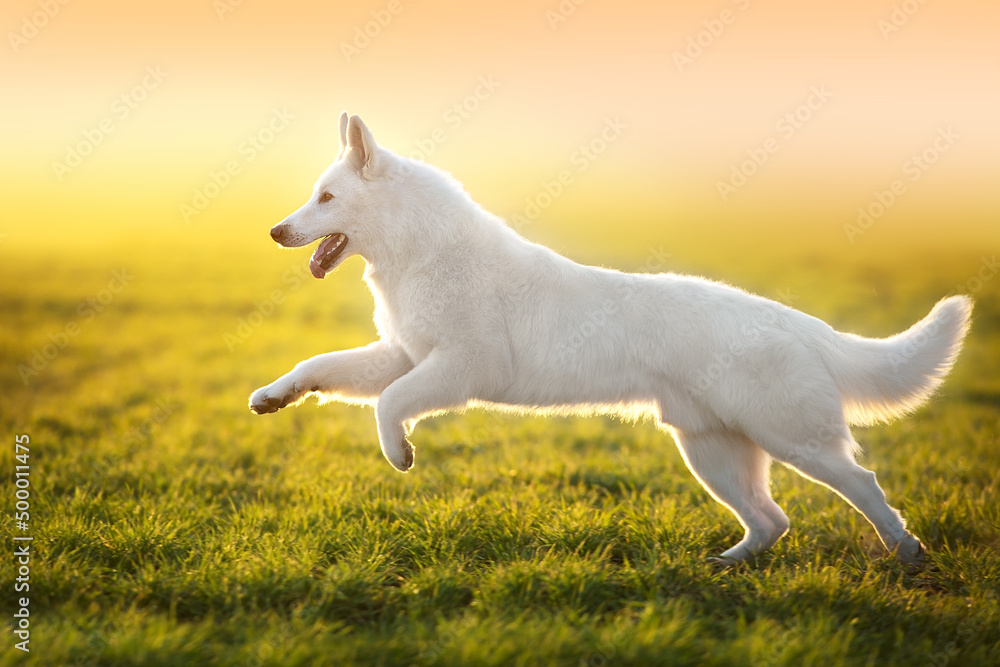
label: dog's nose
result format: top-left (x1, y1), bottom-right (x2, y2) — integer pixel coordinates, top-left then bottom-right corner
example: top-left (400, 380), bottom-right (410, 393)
top-left (270, 224), bottom-right (284, 243)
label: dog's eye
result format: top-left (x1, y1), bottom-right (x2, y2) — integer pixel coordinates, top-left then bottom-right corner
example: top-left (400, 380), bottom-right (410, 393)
top-left (319, 192), bottom-right (334, 203)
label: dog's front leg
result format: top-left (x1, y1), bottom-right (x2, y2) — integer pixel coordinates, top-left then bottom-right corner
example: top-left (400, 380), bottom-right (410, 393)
top-left (249, 341), bottom-right (413, 414)
top-left (375, 349), bottom-right (473, 472)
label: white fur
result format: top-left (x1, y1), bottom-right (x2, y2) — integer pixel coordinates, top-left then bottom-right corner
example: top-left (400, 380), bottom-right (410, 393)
top-left (250, 113), bottom-right (973, 563)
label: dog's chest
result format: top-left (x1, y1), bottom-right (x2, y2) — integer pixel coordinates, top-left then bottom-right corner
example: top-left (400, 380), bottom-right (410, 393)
top-left (366, 256), bottom-right (494, 361)
top-left (368, 278), bottom-right (447, 363)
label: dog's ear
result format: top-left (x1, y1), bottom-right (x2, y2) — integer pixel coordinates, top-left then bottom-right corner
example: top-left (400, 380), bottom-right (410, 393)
top-left (337, 111), bottom-right (349, 156)
top-left (346, 114), bottom-right (378, 173)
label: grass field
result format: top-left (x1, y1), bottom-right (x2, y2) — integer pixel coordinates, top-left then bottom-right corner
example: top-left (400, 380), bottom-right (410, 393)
top-left (2, 235), bottom-right (998, 666)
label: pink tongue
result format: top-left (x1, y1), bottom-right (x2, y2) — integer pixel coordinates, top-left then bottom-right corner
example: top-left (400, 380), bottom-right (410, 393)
top-left (309, 234), bottom-right (347, 279)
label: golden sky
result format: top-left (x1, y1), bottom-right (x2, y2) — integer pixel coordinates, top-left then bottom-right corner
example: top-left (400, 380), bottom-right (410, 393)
top-left (2, 0), bottom-right (997, 255)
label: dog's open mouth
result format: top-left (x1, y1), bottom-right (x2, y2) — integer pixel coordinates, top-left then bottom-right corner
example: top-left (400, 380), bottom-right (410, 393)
top-left (309, 233), bottom-right (348, 279)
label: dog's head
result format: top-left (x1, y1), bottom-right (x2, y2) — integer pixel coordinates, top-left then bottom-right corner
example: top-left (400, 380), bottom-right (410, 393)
top-left (269, 112), bottom-right (389, 278)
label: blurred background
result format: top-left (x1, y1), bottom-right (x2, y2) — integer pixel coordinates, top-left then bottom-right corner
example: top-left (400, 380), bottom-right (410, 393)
top-left (2, 0), bottom-right (998, 412)
top-left (7, 5), bottom-right (1000, 665)
top-left (1, 7), bottom-right (997, 661)
top-left (2, 0), bottom-right (997, 262)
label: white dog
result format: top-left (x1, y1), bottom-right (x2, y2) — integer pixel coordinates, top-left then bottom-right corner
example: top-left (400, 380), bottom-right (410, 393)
top-left (250, 112), bottom-right (971, 564)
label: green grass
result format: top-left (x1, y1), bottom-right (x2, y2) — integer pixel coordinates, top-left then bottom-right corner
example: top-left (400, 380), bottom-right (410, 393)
top-left (2, 236), bottom-right (998, 666)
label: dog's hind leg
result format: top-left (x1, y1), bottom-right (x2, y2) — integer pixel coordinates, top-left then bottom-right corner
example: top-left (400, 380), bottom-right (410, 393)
top-left (249, 341), bottom-right (413, 414)
top-left (672, 428), bottom-right (790, 563)
top-left (764, 435), bottom-right (925, 565)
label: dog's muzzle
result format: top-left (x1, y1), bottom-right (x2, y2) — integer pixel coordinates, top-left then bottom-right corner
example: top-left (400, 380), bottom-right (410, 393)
top-left (269, 223), bottom-right (287, 245)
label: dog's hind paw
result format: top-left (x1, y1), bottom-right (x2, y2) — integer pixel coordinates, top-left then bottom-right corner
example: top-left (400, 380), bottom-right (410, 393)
top-left (706, 555), bottom-right (741, 569)
top-left (893, 535), bottom-right (927, 566)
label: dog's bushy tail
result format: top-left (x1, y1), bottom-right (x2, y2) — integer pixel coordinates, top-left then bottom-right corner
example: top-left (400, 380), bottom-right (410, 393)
top-left (820, 295), bottom-right (972, 425)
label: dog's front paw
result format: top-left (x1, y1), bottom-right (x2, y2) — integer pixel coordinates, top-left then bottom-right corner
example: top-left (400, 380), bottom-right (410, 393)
top-left (402, 440), bottom-right (414, 470)
top-left (382, 437), bottom-right (415, 473)
top-left (249, 386), bottom-right (290, 414)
